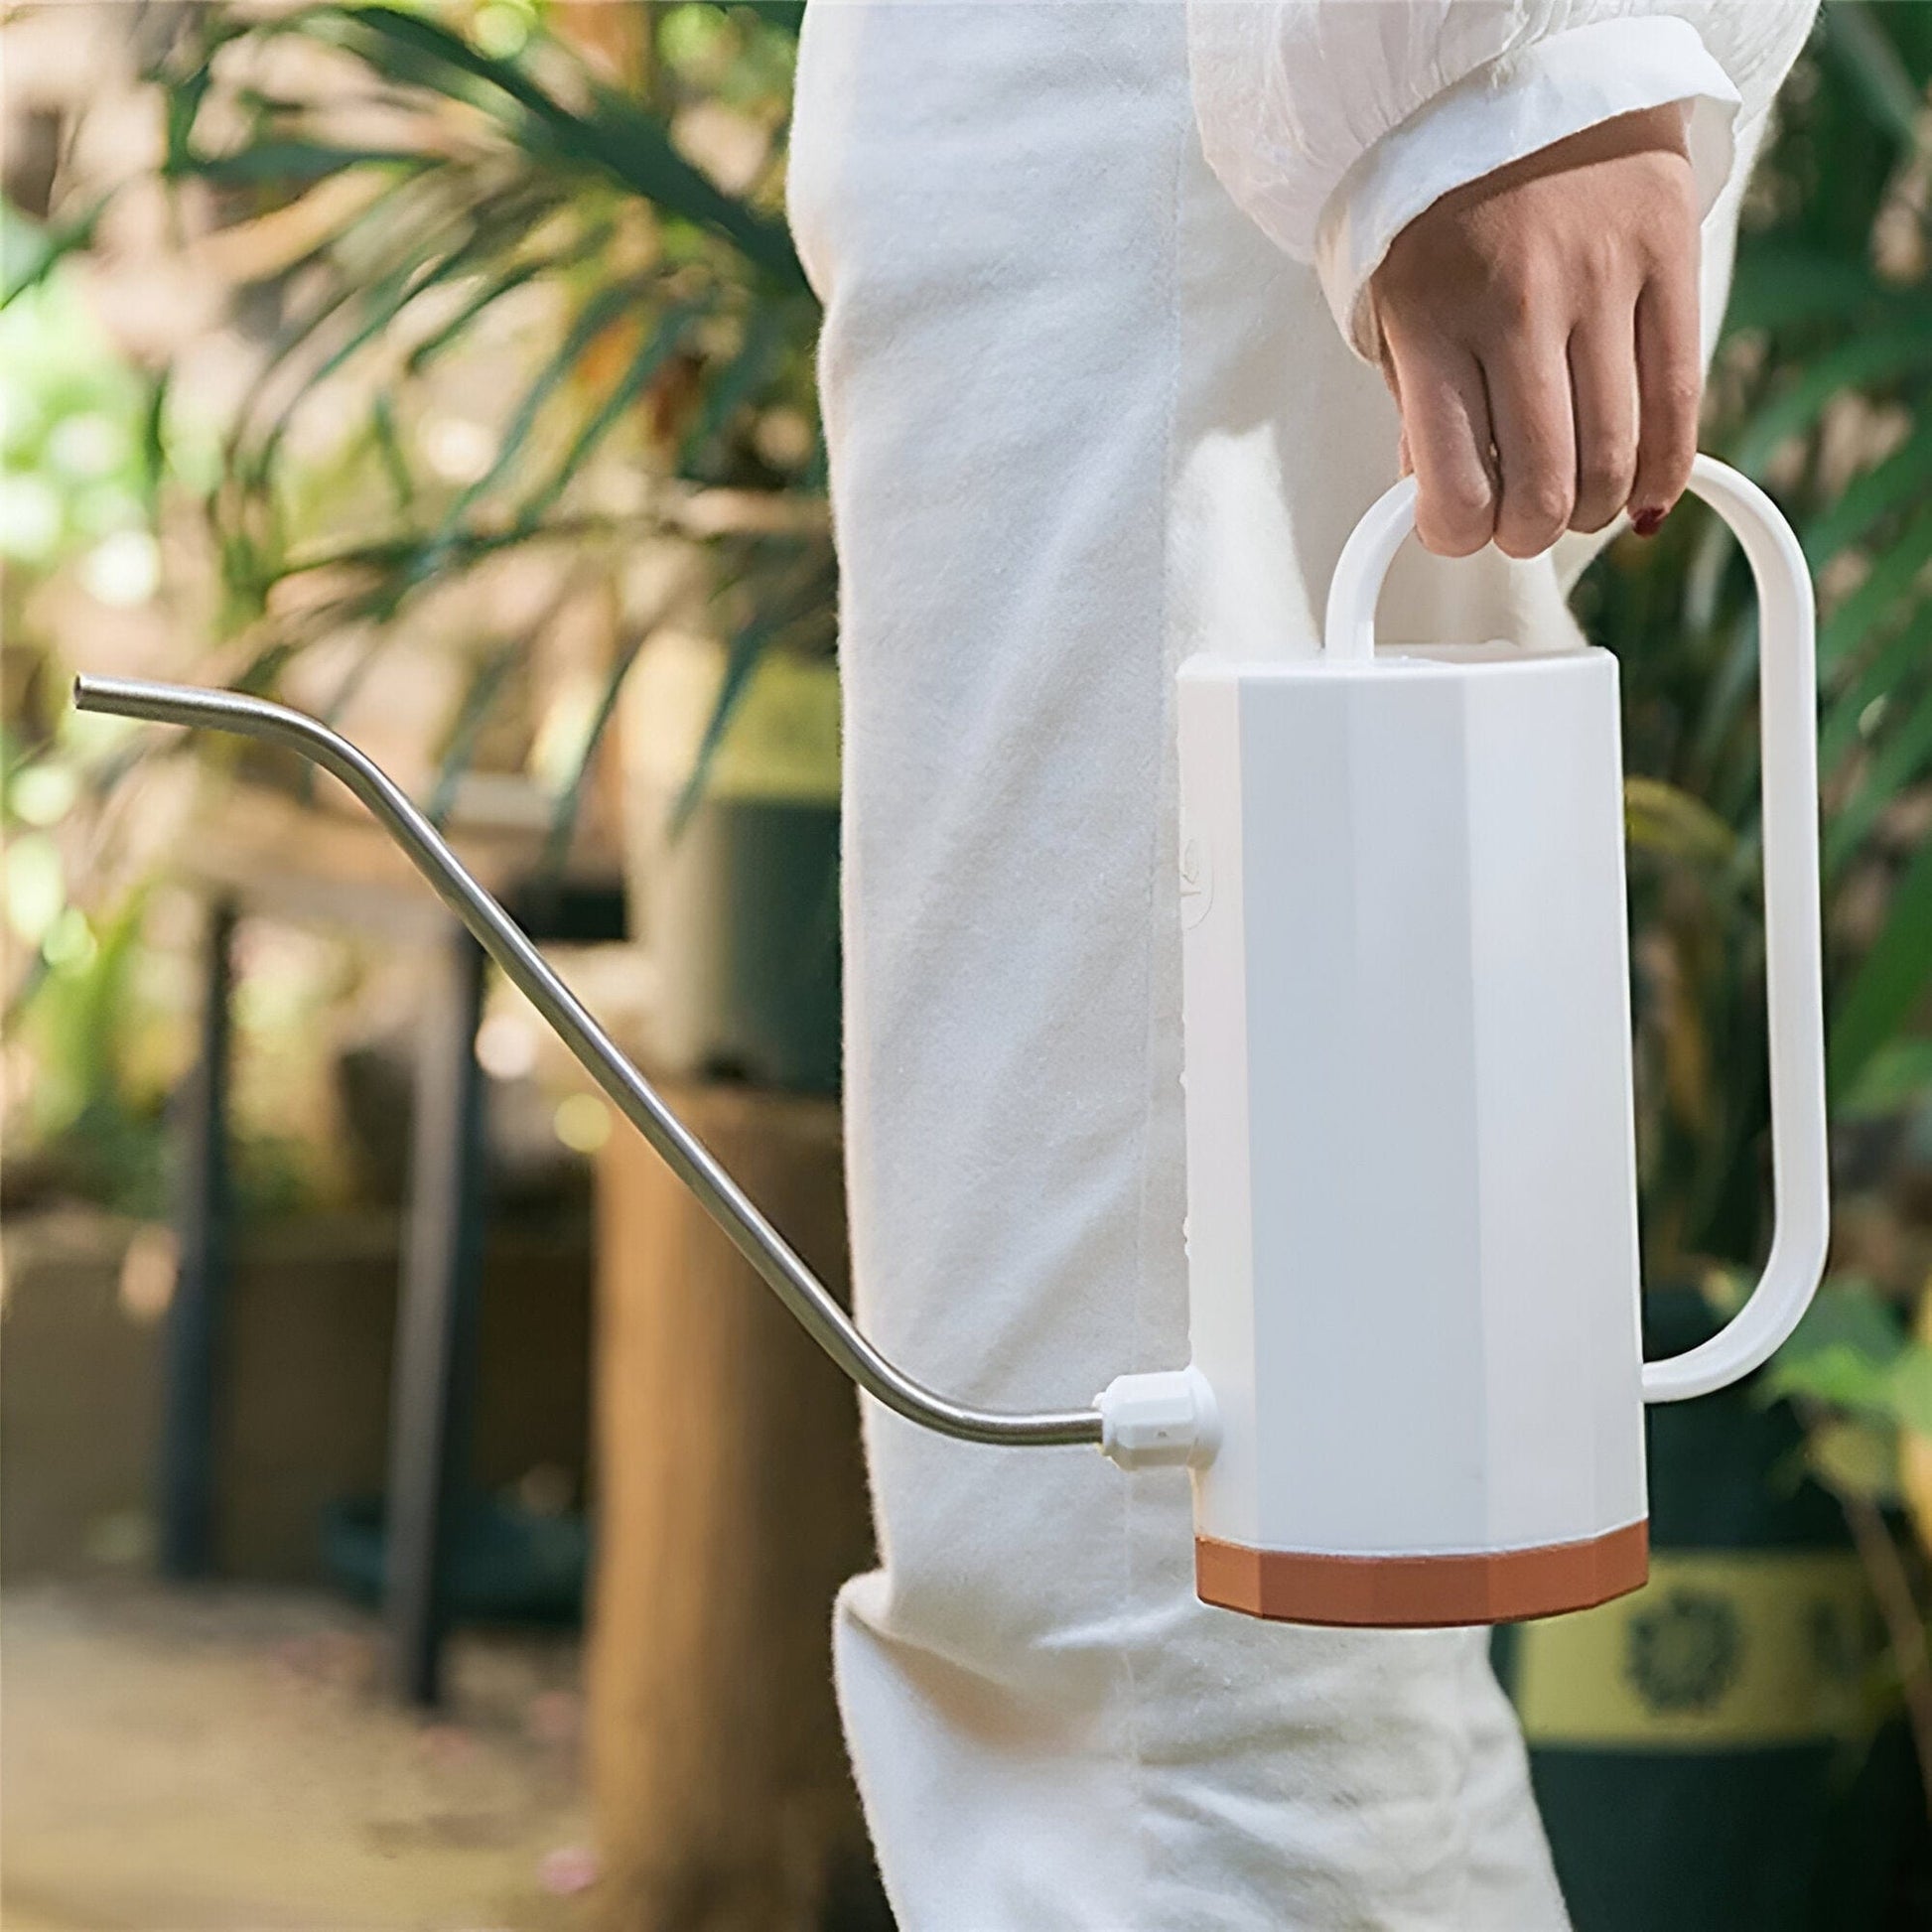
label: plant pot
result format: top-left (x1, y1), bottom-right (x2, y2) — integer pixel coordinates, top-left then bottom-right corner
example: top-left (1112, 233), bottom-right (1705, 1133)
top-left (1493, 1288), bottom-right (1930, 1931)
top-left (620, 627), bottom-right (841, 1095)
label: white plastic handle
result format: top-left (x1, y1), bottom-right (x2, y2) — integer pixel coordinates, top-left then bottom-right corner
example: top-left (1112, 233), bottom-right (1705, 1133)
top-left (1323, 456), bottom-right (1830, 1403)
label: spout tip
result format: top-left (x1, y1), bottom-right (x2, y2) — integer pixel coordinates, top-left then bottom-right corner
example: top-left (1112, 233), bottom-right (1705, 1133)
top-left (70, 674), bottom-right (156, 723)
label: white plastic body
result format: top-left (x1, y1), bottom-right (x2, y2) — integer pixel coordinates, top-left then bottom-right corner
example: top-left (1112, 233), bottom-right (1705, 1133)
top-left (1174, 456), bottom-right (1829, 1574)
top-left (1179, 641), bottom-right (1651, 1558)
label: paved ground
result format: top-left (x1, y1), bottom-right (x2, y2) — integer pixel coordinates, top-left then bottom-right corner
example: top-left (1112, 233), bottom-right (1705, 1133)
top-left (2, 1582), bottom-right (597, 1932)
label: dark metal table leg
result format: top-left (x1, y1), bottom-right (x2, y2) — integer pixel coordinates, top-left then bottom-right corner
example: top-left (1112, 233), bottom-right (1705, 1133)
top-left (386, 929), bottom-right (489, 1706)
top-left (159, 897), bottom-right (236, 1579)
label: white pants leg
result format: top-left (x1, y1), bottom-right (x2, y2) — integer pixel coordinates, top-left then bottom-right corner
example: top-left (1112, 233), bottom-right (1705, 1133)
top-left (788, 7), bottom-right (1751, 1925)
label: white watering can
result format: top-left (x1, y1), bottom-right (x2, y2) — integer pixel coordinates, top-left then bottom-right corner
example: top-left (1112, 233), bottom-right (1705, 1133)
top-left (75, 453), bottom-right (1828, 1629)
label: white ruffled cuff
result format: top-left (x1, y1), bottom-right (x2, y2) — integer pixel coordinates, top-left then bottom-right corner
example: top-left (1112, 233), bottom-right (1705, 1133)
top-left (1315, 14), bottom-right (1741, 362)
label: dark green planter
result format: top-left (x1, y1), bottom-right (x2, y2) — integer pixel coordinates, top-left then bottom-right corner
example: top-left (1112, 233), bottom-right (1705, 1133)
top-left (624, 635), bottom-right (842, 1097)
top-left (648, 794), bottom-right (842, 1095)
top-left (1493, 1290), bottom-right (1930, 1930)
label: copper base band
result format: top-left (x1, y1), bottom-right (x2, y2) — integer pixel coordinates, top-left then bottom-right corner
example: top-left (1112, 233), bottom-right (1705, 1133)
top-left (1195, 1519), bottom-right (1649, 1627)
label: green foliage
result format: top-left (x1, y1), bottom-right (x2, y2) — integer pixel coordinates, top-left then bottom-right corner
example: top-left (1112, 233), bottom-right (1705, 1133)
top-left (3, 1), bottom-right (829, 1209)
top-left (5, 888), bottom-right (170, 1215)
top-left (144, 0), bottom-right (826, 810)
top-left (1588, 3), bottom-right (1932, 1282)
top-left (0, 276), bottom-right (159, 589)
top-left (1767, 1279), bottom-right (1932, 1438)
top-left (0, 274), bottom-right (182, 1207)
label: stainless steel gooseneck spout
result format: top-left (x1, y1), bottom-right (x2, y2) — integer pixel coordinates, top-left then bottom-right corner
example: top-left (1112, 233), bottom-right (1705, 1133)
top-left (73, 675), bottom-right (1105, 1450)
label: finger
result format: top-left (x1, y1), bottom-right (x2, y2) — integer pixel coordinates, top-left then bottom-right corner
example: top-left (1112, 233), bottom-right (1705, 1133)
top-left (1568, 307), bottom-right (1639, 534)
top-left (1631, 268), bottom-right (1702, 525)
top-left (1380, 344), bottom-right (1415, 479)
top-left (1485, 330), bottom-right (1577, 559)
top-left (1386, 330), bottom-right (1495, 556)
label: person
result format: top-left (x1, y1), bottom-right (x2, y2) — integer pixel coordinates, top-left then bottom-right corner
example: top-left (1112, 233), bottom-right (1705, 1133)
top-left (784, 4), bottom-right (1816, 1924)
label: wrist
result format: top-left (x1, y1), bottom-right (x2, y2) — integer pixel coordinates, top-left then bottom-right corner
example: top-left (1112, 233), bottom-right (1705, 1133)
top-left (1440, 104), bottom-right (1692, 214)
top-left (1315, 14), bottom-right (1740, 361)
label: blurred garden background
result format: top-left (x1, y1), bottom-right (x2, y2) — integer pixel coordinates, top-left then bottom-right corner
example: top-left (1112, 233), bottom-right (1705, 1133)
top-left (4, 2), bottom-right (1932, 1928)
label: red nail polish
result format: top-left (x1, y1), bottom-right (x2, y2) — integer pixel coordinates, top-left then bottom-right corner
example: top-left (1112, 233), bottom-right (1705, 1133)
top-left (1631, 506), bottom-right (1667, 538)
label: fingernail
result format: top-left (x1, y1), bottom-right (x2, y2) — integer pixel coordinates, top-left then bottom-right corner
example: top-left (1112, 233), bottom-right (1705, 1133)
top-left (1631, 506), bottom-right (1667, 539)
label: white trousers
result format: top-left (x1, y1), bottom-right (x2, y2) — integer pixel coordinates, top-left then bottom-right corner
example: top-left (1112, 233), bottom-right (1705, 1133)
top-left (787, 8), bottom-right (1748, 1926)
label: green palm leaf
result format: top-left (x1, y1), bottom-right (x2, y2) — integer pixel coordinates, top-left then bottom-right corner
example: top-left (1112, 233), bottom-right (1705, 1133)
top-left (1830, 831), bottom-right (1932, 1099)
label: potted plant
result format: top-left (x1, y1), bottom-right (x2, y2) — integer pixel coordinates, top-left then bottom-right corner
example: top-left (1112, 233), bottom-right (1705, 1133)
top-left (138, 0), bottom-right (840, 1088)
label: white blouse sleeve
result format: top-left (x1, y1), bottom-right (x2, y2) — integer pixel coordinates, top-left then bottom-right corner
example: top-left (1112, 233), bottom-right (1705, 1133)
top-left (1188, 1), bottom-right (1819, 358)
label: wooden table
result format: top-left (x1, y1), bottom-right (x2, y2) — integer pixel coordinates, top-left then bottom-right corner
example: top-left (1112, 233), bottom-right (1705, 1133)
top-left (165, 774), bottom-right (621, 1705)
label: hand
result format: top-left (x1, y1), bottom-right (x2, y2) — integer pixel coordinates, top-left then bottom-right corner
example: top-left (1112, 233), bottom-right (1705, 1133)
top-left (1369, 105), bottom-right (1703, 560)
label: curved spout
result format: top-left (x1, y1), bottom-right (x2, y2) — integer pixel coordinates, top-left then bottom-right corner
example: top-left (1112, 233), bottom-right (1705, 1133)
top-left (74, 674), bottom-right (1104, 1450)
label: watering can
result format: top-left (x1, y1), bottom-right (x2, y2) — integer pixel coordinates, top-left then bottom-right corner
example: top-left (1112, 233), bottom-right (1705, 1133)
top-left (74, 453), bottom-right (1828, 1630)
